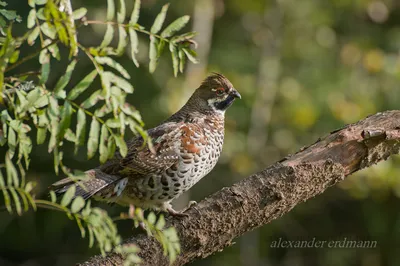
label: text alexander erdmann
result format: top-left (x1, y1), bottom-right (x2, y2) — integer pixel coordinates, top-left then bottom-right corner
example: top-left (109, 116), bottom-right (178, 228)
top-left (270, 237), bottom-right (377, 249)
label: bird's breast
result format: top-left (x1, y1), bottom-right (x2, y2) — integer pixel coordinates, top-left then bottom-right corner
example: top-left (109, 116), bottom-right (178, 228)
top-left (121, 118), bottom-right (225, 204)
top-left (176, 119), bottom-right (224, 188)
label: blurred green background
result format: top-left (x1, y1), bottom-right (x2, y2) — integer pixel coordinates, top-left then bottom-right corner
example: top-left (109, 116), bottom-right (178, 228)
top-left (2, 0), bottom-right (400, 265)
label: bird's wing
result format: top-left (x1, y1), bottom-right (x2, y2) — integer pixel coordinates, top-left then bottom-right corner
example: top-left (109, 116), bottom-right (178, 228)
top-left (99, 121), bottom-right (184, 177)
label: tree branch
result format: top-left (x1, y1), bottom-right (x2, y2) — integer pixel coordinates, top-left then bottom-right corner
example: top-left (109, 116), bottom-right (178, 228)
top-left (79, 110), bottom-right (400, 266)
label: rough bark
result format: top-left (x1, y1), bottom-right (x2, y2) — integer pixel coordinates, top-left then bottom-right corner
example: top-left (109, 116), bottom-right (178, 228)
top-left (79, 110), bottom-right (400, 266)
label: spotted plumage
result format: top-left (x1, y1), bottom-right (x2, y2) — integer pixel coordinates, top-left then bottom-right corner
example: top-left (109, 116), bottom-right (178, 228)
top-left (50, 73), bottom-right (241, 215)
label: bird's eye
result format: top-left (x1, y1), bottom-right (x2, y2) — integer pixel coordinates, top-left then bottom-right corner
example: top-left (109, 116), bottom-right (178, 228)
top-left (216, 88), bottom-right (224, 96)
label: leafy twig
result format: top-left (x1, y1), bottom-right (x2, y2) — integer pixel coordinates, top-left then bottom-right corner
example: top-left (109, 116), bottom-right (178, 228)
top-left (5, 39), bottom-right (59, 73)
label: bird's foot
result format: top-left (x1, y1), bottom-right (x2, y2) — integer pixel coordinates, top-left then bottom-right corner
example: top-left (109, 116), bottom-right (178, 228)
top-left (182, 200), bottom-right (197, 212)
top-left (164, 201), bottom-right (198, 217)
top-left (162, 202), bottom-right (189, 218)
top-left (188, 200), bottom-right (197, 208)
top-left (166, 206), bottom-right (189, 217)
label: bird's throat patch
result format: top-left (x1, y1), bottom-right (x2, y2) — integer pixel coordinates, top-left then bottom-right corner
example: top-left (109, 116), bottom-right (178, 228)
top-left (214, 95), bottom-right (236, 111)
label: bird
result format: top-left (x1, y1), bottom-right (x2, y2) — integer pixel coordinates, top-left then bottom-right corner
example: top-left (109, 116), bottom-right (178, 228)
top-left (50, 73), bottom-right (241, 216)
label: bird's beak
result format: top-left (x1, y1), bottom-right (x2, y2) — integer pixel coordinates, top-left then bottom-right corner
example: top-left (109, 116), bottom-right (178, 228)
top-left (230, 89), bottom-right (241, 99)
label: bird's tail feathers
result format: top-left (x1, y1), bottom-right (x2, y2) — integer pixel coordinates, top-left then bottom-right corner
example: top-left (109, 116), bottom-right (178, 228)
top-left (49, 169), bottom-right (121, 200)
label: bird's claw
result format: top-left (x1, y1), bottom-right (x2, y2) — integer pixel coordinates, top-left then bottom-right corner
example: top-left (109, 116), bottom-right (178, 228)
top-left (167, 206), bottom-right (189, 217)
top-left (167, 200), bottom-right (198, 217)
top-left (187, 200), bottom-right (197, 208)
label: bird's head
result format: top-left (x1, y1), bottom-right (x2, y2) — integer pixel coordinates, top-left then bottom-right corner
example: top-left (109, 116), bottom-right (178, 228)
top-left (193, 73), bottom-right (241, 114)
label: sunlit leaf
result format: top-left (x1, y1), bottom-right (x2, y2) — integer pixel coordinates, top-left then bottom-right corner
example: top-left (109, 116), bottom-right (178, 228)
top-left (105, 118), bottom-right (120, 128)
top-left (23, 88), bottom-right (41, 111)
top-left (16, 188), bottom-right (29, 212)
top-left (94, 104), bottom-right (112, 118)
top-left (34, 94), bottom-right (49, 108)
top-left (27, 9), bottom-right (36, 29)
top-left (72, 7), bottom-right (87, 20)
top-left (48, 43), bottom-right (60, 60)
top-left (54, 59), bottom-right (77, 98)
top-left (129, 28), bottom-right (139, 67)
top-left (99, 125), bottom-right (109, 163)
top-left (107, 136), bottom-right (116, 160)
top-left (129, 0), bottom-right (140, 25)
top-left (35, 0), bottom-right (47, 4)
top-left (27, 27), bottom-right (40, 45)
top-left (100, 25), bottom-right (114, 48)
top-left (39, 48), bottom-right (49, 64)
top-left (74, 108), bottom-right (86, 153)
top-left (119, 112), bottom-right (125, 135)
top-left (36, 8), bottom-right (45, 20)
top-left (71, 196), bottom-right (85, 213)
top-left (61, 185), bottom-right (76, 207)
top-left (116, 25), bottom-right (127, 55)
top-left (40, 22), bottom-right (56, 39)
top-left (114, 134), bottom-right (127, 157)
top-left (150, 4), bottom-right (169, 34)
top-left (171, 31), bottom-right (197, 43)
top-left (67, 70), bottom-right (98, 100)
top-left (169, 43), bottom-right (179, 77)
top-left (50, 190), bottom-right (57, 203)
top-left (161, 16), bottom-right (190, 38)
top-left (40, 61), bottom-right (50, 84)
top-left (87, 118), bottom-right (100, 159)
top-left (1, 184), bottom-right (12, 212)
top-left (117, 0), bottom-right (125, 23)
top-left (64, 128), bottom-right (77, 142)
top-left (147, 212), bottom-right (156, 225)
top-left (58, 102), bottom-right (73, 140)
top-left (178, 48), bottom-right (185, 73)
top-left (53, 148), bottom-right (60, 174)
top-left (5, 152), bottom-right (18, 186)
top-left (37, 127), bottom-right (47, 144)
top-left (102, 71), bottom-right (133, 93)
top-left (182, 48), bottom-right (199, 64)
top-left (7, 127), bottom-right (16, 158)
top-left (9, 50), bottom-right (19, 64)
top-left (149, 36), bottom-right (158, 73)
top-left (47, 97), bottom-right (59, 153)
top-left (0, 9), bottom-right (18, 20)
top-left (81, 90), bottom-right (102, 109)
top-left (9, 188), bottom-right (22, 215)
top-left (25, 181), bottom-right (35, 193)
top-left (155, 214), bottom-right (165, 230)
top-left (88, 226), bottom-right (95, 248)
top-left (95, 57), bottom-right (130, 79)
top-left (75, 215), bottom-right (86, 237)
top-left (106, 0), bottom-right (115, 21)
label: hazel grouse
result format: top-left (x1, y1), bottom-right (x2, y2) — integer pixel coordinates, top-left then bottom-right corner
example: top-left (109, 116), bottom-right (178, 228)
top-left (51, 73), bottom-right (241, 216)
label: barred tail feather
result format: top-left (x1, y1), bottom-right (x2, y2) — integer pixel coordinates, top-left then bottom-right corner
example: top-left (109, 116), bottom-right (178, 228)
top-left (49, 169), bottom-right (121, 200)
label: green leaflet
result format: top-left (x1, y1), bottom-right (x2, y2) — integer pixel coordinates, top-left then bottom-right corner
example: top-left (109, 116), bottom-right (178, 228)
top-left (129, 0), bottom-right (140, 25)
top-left (75, 108), bottom-right (86, 153)
top-left (87, 117), bottom-right (100, 159)
top-left (161, 16), bottom-right (190, 38)
top-left (61, 185), bottom-right (76, 207)
top-left (129, 28), bottom-right (139, 67)
top-left (114, 134), bottom-right (127, 157)
top-left (54, 59), bottom-right (78, 98)
top-left (95, 57), bottom-right (130, 79)
top-left (67, 70), bottom-right (98, 100)
top-left (150, 4), bottom-right (169, 34)
top-left (72, 8), bottom-right (87, 20)
top-left (99, 124), bottom-right (109, 164)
